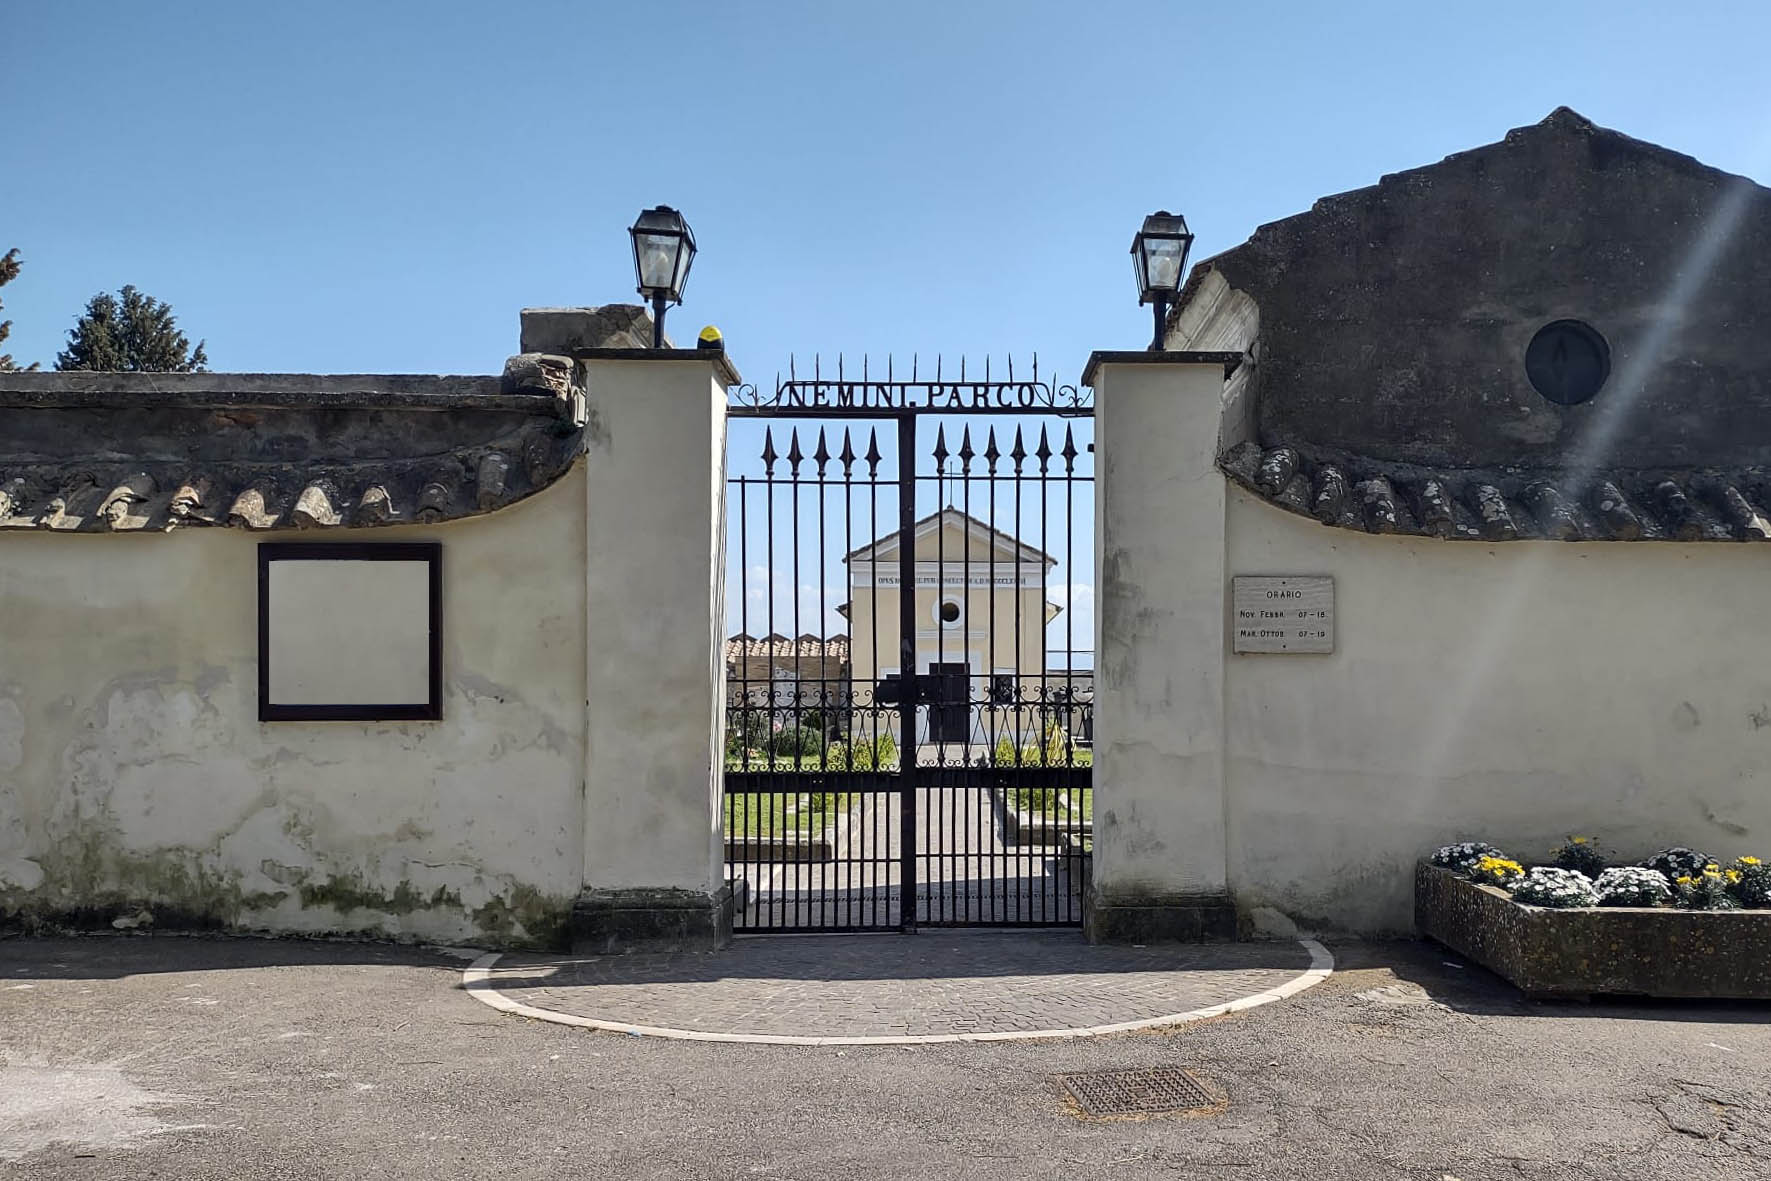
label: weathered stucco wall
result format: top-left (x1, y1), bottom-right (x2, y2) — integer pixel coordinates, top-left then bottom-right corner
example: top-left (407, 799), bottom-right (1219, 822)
top-left (1225, 483), bottom-right (1771, 933)
top-left (580, 358), bottom-right (726, 900)
top-left (0, 463), bottom-right (586, 946)
top-left (1091, 360), bottom-right (1231, 908)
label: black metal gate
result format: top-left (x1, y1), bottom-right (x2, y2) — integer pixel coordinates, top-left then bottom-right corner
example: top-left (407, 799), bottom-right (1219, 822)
top-left (724, 358), bottom-right (1093, 932)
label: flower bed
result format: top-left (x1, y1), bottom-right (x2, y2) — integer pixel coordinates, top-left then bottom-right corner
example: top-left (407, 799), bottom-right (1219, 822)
top-left (1417, 836), bottom-right (1771, 999)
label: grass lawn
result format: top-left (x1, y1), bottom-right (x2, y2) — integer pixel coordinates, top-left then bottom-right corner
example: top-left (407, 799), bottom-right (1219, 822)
top-left (724, 791), bottom-right (855, 841)
top-left (1009, 788), bottom-right (1093, 822)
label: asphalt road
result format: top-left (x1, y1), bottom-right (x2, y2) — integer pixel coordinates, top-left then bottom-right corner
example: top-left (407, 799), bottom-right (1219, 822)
top-left (2, 933), bottom-right (1768, 1179)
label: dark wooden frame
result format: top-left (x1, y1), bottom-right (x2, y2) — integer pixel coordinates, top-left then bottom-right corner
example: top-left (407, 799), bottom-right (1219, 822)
top-left (258, 541), bottom-right (442, 722)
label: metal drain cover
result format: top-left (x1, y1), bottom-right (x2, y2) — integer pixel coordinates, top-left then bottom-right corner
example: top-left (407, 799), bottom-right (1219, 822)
top-left (1057, 1067), bottom-right (1217, 1116)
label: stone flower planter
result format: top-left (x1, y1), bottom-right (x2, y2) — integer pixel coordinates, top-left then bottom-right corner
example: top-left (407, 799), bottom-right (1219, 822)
top-left (1416, 861), bottom-right (1771, 1000)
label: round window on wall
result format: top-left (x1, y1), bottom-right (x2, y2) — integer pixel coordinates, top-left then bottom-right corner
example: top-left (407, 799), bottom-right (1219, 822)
top-left (938, 599), bottom-right (963, 629)
top-left (1525, 319), bottom-right (1611, 406)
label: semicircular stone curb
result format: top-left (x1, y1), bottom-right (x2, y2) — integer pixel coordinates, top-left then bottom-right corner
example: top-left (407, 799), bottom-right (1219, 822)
top-left (461, 939), bottom-right (1334, 1047)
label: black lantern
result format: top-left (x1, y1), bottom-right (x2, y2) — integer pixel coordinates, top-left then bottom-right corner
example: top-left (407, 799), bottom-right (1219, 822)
top-left (629, 205), bottom-right (697, 348)
top-left (1130, 210), bottom-right (1194, 350)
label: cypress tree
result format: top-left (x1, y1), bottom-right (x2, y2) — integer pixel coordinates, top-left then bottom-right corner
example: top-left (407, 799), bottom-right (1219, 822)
top-left (56, 284), bottom-right (208, 372)
top-left (0, 248), bottom-right (34, 372)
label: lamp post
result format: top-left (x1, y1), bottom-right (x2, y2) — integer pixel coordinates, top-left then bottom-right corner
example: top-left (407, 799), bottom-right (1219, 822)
top-left (629, 205), bottom-right (697, 348)
top-left (1130, 210), bottom-right (1194, 351)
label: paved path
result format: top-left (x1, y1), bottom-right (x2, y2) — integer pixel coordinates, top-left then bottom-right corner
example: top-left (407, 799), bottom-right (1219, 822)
top-left (729, 784), bottom-right (1085, 930)
top-left (468, 930), bottom-right (1327, 1042)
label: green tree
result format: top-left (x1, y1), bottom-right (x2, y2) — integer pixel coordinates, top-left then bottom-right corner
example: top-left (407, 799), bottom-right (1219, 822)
top-left (55, 284), bottom-right (208, 372)
top-left (0, 248), bottom-right (36, 372)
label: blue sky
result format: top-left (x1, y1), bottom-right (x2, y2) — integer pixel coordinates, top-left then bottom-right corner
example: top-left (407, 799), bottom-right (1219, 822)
top-left (8, 1), bottom-right (1770, 377)
top-left (8, 1), bottom-right (1771, 660)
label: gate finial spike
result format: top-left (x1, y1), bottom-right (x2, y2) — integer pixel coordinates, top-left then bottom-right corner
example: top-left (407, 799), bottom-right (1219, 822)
top-left (814, 353), bottom-right (821, 383)
top-left (789, 355), bottom-right (797, 382)
top-left (839, 428), bottom-right (857, 476)
top-left (958, 425), bottom-right (975, 473)
top-left (813, 427), bottom-right (831, 477)
top-left (984, 355), bottom-right (990, 383)
top-left (786, 427), bottom-right (805, 475)
top-left (1061, 424), bottom-right (1079, 471)
top-left (1010, 425), bottom-right (1027, 471)
top-left (838, 352), bottom-right (845, 382)
top-left (1008, 354), bottom-right (1015, 382)
top-left (933, 424), bottom-right (951, 507)
top-left (864, 428), bottom-right (883, 477)
top-left (983, 426), bottom-right (1001, 472)
top-left (761, 426), bottom-right (778, 475)
top-left (1035, 425), bottom-right (1053, 473)
top-left (960, 355), bottom-right (966, 382)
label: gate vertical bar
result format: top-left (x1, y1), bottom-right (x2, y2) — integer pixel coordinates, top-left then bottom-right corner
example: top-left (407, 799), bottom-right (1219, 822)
top-left (727, 357), bottom-right (1091, 934)
top-left (896, 412), bottom-right (918, 932)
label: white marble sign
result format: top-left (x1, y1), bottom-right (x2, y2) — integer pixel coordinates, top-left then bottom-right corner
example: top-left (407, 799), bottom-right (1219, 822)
top-left (1232, 576), bottom-right (1334, 654)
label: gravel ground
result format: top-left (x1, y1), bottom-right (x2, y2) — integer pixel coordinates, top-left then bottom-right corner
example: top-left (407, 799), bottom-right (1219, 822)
top-left (1, 933), bottom-right (1768, 1179)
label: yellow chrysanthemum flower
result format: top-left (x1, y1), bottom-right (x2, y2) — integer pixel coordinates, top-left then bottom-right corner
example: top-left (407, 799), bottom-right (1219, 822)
top-left (1473, 855), bottom-right (1522, 881)
top-left (1741, 856), bottom-right (1762, 866)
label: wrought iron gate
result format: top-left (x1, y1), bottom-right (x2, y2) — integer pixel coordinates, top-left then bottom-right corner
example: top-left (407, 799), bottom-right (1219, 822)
top-left (724, 358), bottom-right (1093, 932)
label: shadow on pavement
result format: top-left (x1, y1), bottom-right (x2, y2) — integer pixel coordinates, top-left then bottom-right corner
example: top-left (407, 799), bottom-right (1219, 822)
top-left (0, 932), bottom-right (464, 981)
top-left (1333, 938), bottom-right (1771, 1024)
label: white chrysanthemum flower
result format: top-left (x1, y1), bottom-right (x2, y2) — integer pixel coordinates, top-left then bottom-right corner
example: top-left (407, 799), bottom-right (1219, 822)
top-left (1430, 841), bottom-right (1506, 875)
top-left (1593, 866), bottom-right (1672, 907)
top-left (1508, 866), bottom-right (1599, 908)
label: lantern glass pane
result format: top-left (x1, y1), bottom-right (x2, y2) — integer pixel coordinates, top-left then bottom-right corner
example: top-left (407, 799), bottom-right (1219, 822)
top-left (671, 237), bottom-right (695, 294)
top-left (1141, 236), bottom-right (1187, 293)
top-left (635, 233), bottom-right (679, 292)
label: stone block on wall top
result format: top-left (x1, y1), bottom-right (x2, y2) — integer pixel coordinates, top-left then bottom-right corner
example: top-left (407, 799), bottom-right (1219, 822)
top-left (519, 305), bottom-right (661, 354)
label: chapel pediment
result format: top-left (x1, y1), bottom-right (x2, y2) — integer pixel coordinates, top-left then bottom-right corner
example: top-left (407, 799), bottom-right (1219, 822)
top-left (844, 507), bottom-right (1057, 566)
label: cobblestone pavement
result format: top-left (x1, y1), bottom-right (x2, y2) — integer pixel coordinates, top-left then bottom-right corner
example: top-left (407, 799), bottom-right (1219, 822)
top-left (479, 930), bottom-right (1316, 1038)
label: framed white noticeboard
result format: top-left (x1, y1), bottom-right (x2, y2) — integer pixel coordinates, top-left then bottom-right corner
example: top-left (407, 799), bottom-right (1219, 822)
top-left (258, 542), bottom-right (442, 721)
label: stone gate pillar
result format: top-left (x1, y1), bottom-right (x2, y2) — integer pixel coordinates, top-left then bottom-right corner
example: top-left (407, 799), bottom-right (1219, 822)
top-left (1084, 351), bottom-right (1241, 942)
top-left (525, 309), bottom-right (738, 952)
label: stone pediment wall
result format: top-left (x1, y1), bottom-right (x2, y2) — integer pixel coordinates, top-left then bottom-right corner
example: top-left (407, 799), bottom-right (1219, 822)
top-left (1173, 108), bottom-right (1771, 542)
top-left (1218, 439), bottom-right (1769, 542)
top-left (0, 357), bottom-right (585, 533)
